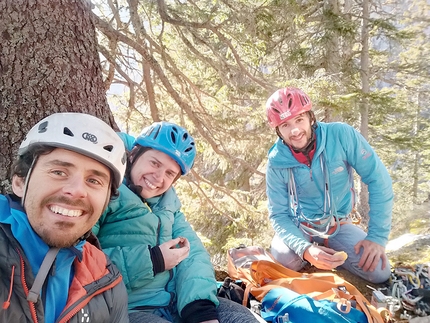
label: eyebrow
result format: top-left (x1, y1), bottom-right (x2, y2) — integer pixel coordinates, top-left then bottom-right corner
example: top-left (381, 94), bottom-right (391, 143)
top-left (44, 159), bottom-right (110, 182)
top-left (150, 156), bottom-right (179, 175)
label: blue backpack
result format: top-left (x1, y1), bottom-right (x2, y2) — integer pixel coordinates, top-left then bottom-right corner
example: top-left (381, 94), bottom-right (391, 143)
top-left (261, 287), bottom-right (368, 323)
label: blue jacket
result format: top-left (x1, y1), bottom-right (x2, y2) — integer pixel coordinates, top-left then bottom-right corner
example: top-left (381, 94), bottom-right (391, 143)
top-left (266, 122), bottom-right (393, 258)
top-left (0, 195), bottom-right (129, 323)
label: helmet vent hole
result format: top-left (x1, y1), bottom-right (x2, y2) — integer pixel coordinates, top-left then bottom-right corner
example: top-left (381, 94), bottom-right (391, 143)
top-left (63, 127), bottom-right (74, 137)
top-left (182, 133), bottom-right (188, 141)
top-left (299, 95), bottom-right (308, 106)
top-left (153, 126), bottom-right (161, 139)
top-left (103, 145), bottom-right (113, 152)
top-left (288, 98), bottom-right (293, 109)
top-left (170, 131), bottom-right (177, 144)
top-left (38, 121), bottom-right (48, 133)
top-left (273, 108), bottom-right (281, 114)
top-left (145, 127), bottom-right (154, 137)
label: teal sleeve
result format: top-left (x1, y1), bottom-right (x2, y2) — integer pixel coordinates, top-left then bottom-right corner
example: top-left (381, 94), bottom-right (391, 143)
top-left (266, 165), bottom-right (312, 258)
top-left (339, 124), bottom-right (393, 246)
top-left (163, 190), bottom-right (219, 314)
top-left (93, 185), bottom-right (156, 292)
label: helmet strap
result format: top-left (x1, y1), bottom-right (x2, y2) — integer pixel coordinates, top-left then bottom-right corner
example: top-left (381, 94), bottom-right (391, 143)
top-left (21, 156), bottom-right (38, 207)
top-left (309, 110), bottom-right (317, 127)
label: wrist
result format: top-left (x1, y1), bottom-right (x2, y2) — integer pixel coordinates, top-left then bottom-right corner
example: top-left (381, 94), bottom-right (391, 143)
top-left (149, 245), bottom-right (165, 274)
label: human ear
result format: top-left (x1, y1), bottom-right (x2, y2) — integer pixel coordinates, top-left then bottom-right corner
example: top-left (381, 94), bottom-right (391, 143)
top-left (12, 175), bottom-right (25, 197)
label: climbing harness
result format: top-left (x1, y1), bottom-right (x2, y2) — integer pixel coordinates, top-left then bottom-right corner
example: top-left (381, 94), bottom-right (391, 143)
top-left (288, 154), bottom-right (358, 239)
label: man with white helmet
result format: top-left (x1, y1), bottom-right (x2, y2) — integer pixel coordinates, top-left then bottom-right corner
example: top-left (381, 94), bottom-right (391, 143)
top-left (265, 87), bottom-right (393, 284)
top-left (0, 113), bottom-right (129, 322)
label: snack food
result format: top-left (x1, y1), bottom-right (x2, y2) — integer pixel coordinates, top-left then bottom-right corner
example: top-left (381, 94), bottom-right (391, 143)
top-left (334, 251), bottom-right (348, 260)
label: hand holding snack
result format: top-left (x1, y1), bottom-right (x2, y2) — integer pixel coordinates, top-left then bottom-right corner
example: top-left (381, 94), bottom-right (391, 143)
top-left (160, 237), bottom-right (190, 270)
top-left (304, 246), bottom-right (348, 270)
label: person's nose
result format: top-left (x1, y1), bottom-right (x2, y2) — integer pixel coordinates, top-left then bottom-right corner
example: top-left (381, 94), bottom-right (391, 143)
top-left (153, 168), bottom-right (165, 182)
top-left (62, 176), bottom-right (87, 198)
top-left (291, 128), bottom-right (300, 136)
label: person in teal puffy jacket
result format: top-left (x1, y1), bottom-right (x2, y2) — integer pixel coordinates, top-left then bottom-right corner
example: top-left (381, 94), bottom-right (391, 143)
top-left (93, 122), bottom-right (262, 323)
top-left (265, 87), bottom-right (393, 284)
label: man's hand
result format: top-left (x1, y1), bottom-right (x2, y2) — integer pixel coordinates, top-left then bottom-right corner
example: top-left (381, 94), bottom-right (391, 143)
top-left (159, 237), bottom-right (190, 270)
top-left (354, 240), bottom-right (387, 272)
top-left (303, 245), bottom-right (347, 270)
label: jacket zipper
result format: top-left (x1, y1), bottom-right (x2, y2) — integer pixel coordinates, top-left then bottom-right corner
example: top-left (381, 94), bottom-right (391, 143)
top-left (16, 248), bottom-right (39, 323)
top-left (2, 265), bottom-right (15, 309)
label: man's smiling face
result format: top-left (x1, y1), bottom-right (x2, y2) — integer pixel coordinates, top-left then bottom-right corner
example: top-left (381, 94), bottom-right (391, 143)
top-left (12, 148), bottom-right (111, 247)
top-left (278, 113), bottom-right (313, 150)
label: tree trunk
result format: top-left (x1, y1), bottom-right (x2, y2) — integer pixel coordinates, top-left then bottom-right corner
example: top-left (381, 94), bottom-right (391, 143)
top-left (324, 0), bottom-right (342, 123)
top-left (412, 92), bottom-right (422, 201)
top-left (0, 0), bottom-right (118, 194)
top-left (358, 0), bottom-right (370, 225)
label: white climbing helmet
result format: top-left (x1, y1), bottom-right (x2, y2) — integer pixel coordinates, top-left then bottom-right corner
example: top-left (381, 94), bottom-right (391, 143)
top-left (19, 112), bottom-right (127, 188)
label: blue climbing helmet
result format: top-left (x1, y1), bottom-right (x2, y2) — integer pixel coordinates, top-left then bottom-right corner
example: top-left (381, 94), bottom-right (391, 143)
top-left (134, 121), bottom-right (196, 175)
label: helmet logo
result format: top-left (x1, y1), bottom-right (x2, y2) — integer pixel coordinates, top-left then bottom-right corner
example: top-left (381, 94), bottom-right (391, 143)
top-left (174, 149), bottom-right (181, 157)
top-left (82, 132), bottom-right (98, 144)
top-left (38, 121), bottom-right (48, 133)
top-left (279, 111), bottom-right (291, 120)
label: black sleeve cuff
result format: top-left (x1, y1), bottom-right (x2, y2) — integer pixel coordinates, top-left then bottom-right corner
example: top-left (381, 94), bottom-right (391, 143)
top-left (181, 299), bottom-right (218, 323)
top-left (149, 245), bottom-right (165, 275)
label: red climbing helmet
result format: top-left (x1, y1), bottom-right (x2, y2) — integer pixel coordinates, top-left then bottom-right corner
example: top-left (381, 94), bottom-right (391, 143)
top-left (265, 87), bottom-right (312, 128)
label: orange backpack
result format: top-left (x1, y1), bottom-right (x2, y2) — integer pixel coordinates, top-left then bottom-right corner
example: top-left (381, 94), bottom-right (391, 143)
top-left (227, 246), bottom-right (390, 323)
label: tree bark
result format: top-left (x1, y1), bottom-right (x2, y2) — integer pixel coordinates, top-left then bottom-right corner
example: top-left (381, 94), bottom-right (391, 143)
top-left (0, 0), bottom-right (118, 194)
top-left (358, 0), bottom-right (370, 225)
top-left (323, 0), bottom-right (342, 123)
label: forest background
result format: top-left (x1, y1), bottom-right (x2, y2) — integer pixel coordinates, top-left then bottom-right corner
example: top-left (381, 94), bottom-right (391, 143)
top-left (0, 0), bottom-right (429, 270)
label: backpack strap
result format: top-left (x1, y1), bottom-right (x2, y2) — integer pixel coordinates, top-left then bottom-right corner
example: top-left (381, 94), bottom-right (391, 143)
top-left (27, 247), bottom-right (60, 303)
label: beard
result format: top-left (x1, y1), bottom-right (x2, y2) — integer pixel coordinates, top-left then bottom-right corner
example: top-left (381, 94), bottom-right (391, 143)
top-left (28, 195), bottom-right (94, 248)
top-left (36, 222), bottom-right (85, 248)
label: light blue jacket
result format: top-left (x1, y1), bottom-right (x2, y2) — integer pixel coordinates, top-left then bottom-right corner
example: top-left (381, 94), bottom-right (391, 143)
top-left (93, 133), bottom-right (219, 316)
top-left (266, 122), bottom-right (393, 258)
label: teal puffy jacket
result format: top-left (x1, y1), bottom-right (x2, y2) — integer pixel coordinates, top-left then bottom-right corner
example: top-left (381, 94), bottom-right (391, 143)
top-left (93, 133), bottom-right (219, 316)
top-left (266, 122), bottom-right (393, 258)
